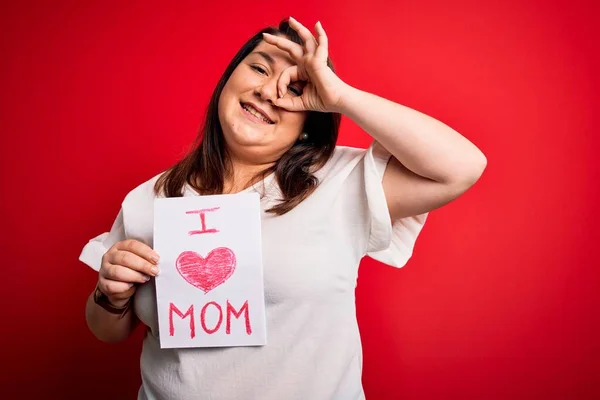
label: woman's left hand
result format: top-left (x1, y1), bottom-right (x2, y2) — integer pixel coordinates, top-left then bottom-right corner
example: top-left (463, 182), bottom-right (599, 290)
top-left (262, 17), bottom-right (349, 114)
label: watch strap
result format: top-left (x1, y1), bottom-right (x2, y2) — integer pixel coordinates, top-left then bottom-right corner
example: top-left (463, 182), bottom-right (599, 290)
top-left (93, 284), bottom-right (132, 318)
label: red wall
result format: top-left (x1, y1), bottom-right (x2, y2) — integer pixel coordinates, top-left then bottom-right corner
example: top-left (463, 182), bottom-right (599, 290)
top-left (1, 0), bottom-right (598, 398)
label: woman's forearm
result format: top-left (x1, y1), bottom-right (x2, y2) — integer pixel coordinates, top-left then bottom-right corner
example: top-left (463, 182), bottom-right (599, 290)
top-left (85, 291), bottom-right (139, 343)
top-left (336, 85), bottom-right (487, 185)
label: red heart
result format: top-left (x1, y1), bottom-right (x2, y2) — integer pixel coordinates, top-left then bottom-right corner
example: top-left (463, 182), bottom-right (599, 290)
top-left (175, 247), bottom-right (236, 293)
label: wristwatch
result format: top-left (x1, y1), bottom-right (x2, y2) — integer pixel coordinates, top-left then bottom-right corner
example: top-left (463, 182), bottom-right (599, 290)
top-left (93, 284), bottom-right (132, 317)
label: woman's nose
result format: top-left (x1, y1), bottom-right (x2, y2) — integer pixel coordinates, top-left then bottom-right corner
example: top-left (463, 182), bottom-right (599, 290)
top-left (255, 78), bottom-right (278, 104)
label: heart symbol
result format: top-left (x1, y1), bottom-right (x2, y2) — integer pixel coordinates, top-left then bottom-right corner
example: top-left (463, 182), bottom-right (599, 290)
top-left (175, 247), bottom-right (236, 293)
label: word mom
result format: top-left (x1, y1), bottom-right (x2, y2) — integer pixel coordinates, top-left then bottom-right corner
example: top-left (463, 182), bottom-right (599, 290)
top-left (169, 300), bottom-right (252, 338)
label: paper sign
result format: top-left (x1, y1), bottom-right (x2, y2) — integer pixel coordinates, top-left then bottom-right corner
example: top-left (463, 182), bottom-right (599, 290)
top-left (153, 192), bottom-right (266, 349)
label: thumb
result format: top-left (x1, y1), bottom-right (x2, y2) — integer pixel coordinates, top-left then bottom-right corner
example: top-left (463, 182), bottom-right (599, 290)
top-left (274, 96), bottom-right (307, 112)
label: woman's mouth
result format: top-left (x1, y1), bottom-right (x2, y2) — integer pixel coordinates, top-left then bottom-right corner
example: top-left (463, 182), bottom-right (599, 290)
top-left (240, 102), bottom-right (274, 125)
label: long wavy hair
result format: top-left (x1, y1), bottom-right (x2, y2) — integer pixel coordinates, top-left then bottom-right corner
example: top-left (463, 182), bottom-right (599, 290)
top-left (154, 20), bottom-right (341, 215)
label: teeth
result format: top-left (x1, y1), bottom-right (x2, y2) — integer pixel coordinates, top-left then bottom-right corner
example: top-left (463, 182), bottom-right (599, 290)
top-left (243, 104), bottom-right (272, 123)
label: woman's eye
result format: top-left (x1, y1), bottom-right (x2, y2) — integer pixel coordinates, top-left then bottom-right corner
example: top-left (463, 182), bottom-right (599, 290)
top-left (288, 86), bottom-right (302, 96)
top-left (251, 65), bottom-right (266, 75)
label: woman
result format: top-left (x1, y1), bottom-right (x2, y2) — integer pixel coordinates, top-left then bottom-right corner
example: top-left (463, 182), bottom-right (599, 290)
top-left (81, 17), bottom-right (486, 400)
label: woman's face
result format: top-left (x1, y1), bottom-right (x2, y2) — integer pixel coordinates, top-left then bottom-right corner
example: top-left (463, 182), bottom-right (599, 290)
top-left (218, 38), bottom-right (308, 165)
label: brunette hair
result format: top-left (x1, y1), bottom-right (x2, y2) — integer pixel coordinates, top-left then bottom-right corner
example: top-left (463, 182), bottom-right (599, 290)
top-left (154, 20), bottom-right (341, 215)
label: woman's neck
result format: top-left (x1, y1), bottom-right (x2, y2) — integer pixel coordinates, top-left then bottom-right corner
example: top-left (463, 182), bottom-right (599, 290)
top-left (223, 157), bottom-right (275, 194)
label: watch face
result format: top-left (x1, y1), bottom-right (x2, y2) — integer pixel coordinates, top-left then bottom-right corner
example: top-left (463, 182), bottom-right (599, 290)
top-left (93, 286), bottom-right (105, 303)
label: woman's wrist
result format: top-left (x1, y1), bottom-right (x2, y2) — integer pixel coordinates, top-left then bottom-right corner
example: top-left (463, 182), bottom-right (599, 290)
top-left (93, 283), bottom-right (133, 315)
top-left (106, 296), bottom-right (131, 309)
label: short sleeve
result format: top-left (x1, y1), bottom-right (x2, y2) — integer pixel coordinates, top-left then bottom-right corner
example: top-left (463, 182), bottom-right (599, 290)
top-left (364, 141), bottom-right (428, 268)
top-left (78, 208), bottom-right (126, 272)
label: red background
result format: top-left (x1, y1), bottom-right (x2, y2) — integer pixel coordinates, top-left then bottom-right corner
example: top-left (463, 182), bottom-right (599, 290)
top-left (1, 0), bottom-right (599, 399)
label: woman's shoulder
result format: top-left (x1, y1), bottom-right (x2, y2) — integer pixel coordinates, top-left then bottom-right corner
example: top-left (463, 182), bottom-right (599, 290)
top-left (326, 144), bottom-right (368, 168)
top-left (315, 143), bottom-right (372, 180)
top-left (331, 144), bottom-right (368, 160)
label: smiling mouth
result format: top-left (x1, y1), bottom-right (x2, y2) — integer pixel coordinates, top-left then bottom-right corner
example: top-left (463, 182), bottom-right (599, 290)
top-left (240, 102), bottom-right (275, 124)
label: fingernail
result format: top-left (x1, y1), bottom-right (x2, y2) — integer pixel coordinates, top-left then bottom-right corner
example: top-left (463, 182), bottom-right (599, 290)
top-left (128, 283), bottom-right (134, 288)
top-left (145, 275), bottom-right (151, 282)
top-left (289, 16), bottom-right (296, 22)
top-left (150, 252), bottom-right (160, 264)
top-left (151, 266), bottom-right (160, 275)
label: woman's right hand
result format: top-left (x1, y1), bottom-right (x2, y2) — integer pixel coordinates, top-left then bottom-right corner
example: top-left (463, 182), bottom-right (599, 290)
top-left (98, 239), bottom-right (160, 307)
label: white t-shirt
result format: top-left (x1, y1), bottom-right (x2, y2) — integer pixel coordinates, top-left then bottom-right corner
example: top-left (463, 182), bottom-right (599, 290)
top-left (79, 141), bottom-right (428, 400)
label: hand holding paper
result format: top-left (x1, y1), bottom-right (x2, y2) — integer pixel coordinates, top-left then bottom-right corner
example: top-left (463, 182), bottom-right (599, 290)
top-left (98, 240), bottom-right (160, 307)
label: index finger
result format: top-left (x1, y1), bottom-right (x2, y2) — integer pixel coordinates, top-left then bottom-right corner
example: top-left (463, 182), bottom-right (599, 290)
top-left (115, 239), bottom-right (160, 265)
top-left (277, 65), bottom-right (299, 99)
